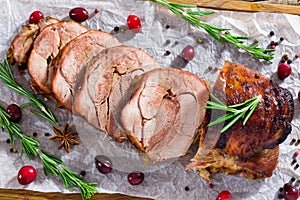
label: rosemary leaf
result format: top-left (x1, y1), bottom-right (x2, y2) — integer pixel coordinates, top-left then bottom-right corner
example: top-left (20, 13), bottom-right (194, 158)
top-left (243, 96), bottom-right (261, 124)
top-left (207, 113), bottom-right (236, 127)
top-left (187, 11), bottom-right (215, 16)
top-left (169, 2), bottom-right (196, 8)
top-left (0, 59), bottom-right (58, 125)
top-left (205, 94), bottom-right (261, 133)
top-left (205, 101), bottom-right (228, 110)
top-left (210, 94), bottom-right (226, 106)
top-left (0, 105), bottom-right (98, 199)
top-left (221, 111), bottom-right (244, 133)
top-left (148, 0), bottom-right (275, 62)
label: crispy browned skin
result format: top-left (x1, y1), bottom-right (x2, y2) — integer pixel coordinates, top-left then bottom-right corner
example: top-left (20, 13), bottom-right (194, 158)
top-left (187, 61), bottom-right (293, 180)
top-left (214, 61), bottom-right (293, 157)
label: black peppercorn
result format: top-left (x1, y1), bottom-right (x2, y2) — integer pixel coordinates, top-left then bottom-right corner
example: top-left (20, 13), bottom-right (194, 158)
top-left (114, 26), bottom-right (119, 32)
top-left (278, 194), bottom-right (283, 199)
top-left (282, 54), bottom-right (289, 60)
top-left (33, 132), bottom-right (37, 137)
top-left (165, 25), bottom-right (170, 29)
top-left (291, 159), bottom-right (297, 165)
top-left (10, 148), bottom-right (17, 153)
top-left (164, 51), bottom-right (170, 56)
top-left (280, 37), bottom-right (284, 41)
top-left (291, 177), bottom-right (296, 182)
top-left (44, 132), bottom-right (50, 137)
top-left (287, 59), bottom-right (292, 64)
top-left (280, 59), bottom-right (286, 63)
top-left (184, 186), bottom-right (189, 191)
top-left (279, 187), bottom-right (283, 192)
top-left (164, 39), bottom-right (171, 45)
top-left (80, 170), bottom-right (86, 177)
top-left (6, 139), bottom-right (10, 144)
top-left (294, 164), bottom-right (299, 170)
top-left (269, 31), bottom-right (274, 36)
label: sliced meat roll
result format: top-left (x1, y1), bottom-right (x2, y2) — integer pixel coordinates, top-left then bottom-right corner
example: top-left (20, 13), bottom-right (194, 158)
top-left (120, 68), bottom-right (210, 162)
top-left (27, 21), bottom-right (88, 93)
top-left (73, 46), bottom-right (158, 142)
top-left (7, 17), bottom-right (59, 68)
top-left (52, 30), bottom-right (121, 110)
top-left (187, 61), bottom-right (294, 180)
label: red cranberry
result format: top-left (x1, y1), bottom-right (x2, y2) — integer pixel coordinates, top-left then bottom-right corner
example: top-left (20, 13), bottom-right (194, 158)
top-left (277, 62), bottom-right (291, 80)
top-left (69, 7), bottom-right (89, 22)
top-left (283, 183), bottom-right (299, 200)
top-left (7, 104), bottom-right (22, 123)
top-left (17, 166), bottom-right (37, 185)
top-left (29, 11), bottom-right (44, 24)
top-left (216, 190), bottom-right (231, 200)
top-left (127, 15), bottom-right (142, 33)
top-left (95, 155), bottom-right (113, 174)
top-left (181, 45), bottom-right (195, 61)
top-left (128, 172), bottom-right (144, 185)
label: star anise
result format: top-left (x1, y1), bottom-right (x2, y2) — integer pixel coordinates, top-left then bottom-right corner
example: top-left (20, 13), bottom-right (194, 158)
top-left (50, 123), bottom-right (80, 153)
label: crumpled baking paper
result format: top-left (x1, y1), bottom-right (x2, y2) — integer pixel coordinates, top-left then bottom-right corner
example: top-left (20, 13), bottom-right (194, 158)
top-left (0, 0), bottom-right (300, 199)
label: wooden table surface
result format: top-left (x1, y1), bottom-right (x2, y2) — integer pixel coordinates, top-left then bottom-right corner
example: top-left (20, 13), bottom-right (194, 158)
top-left (2, 0), bottom-right (299, 199)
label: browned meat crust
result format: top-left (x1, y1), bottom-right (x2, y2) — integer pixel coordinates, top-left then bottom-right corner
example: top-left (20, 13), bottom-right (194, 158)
top-left (213, 61), bottom-right (293, 157)
top-left (187, 61), bottom-right (294, 180)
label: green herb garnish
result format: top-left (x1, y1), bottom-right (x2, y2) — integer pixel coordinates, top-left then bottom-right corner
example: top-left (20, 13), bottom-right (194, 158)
top-left (0, 59), bottom-right (58, 125)
top-left (148, 0), bottom-right (275, 63)
top-left (205, 94), bottom-right (262, 133)
top-left (0, 105), bottom-right (98, 199)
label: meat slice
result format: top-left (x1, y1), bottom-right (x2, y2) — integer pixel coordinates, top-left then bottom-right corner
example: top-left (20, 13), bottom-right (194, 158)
top-left (27, 21), bottom-right (88, 93)
top-left (187, 61), bottom-right (294, 180)
top-left (73, 46), bottom-right (158, 141)
top-left (120, 68), bottom-right (210, 162)
top-left (7, 17), bottom-right (59, 68)
top-left (52, 30), bottom-right (121, 110)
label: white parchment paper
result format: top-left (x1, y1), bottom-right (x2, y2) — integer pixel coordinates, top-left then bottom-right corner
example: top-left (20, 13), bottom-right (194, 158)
top-left (1, 0), bottom-right (300, 199)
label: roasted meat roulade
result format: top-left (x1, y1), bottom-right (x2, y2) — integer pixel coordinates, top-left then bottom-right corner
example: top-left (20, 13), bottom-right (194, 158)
top-left (187, 61), bottom-right (294, 180)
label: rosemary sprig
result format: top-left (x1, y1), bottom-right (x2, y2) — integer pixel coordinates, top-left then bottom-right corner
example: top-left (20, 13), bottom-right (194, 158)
top-left (0, 105), bottom-right (98, 199)
top-left (148, 0), bottom-right (275, 63)
top-left (0, 59), bottom-right (58, 125)
top-left (205, 94), bottom-right (262, 133)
